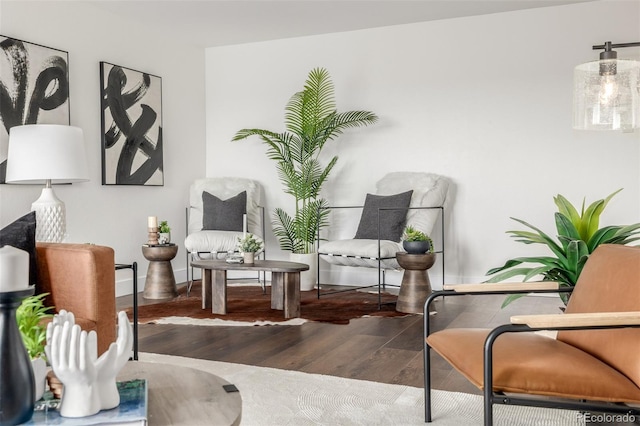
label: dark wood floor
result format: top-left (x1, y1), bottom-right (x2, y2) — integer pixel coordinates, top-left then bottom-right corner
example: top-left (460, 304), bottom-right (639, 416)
top-left (117, 282), bottom-right (564, 395)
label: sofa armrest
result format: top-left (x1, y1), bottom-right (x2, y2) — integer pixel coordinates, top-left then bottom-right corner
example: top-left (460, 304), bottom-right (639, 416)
top-left (36, 243), bottom-right (116, 355)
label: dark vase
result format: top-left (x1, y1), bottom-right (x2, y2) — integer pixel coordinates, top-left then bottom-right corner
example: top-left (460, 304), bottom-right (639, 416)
top-left (0, 289), bottom-right (35, 425)
top-left (403, 240), bottom-right (431, 254)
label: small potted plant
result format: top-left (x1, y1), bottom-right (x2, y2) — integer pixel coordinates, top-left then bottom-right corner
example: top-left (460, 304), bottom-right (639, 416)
top-left (237, 233), bottom-right (263, 264)
top-left (402, 225), bottom-right (434, 254)
top-left (158, 220), bottom-right (171, 244)
top-left (17, 293), bottom-right (53, 401)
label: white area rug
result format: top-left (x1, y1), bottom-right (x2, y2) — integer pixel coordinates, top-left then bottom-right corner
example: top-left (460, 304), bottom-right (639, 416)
top-left (139, 353), bottom-right (584, 426)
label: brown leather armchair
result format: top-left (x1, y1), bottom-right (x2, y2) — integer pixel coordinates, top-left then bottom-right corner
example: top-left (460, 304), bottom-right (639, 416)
top-left (35, 243), bottom-right (116, 355)
top-left (424, 244), bottom-right (640, 425)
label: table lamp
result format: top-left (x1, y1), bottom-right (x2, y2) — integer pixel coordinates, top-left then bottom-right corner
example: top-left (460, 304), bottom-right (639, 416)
top-left (5, 125), bottom-right (89, 242)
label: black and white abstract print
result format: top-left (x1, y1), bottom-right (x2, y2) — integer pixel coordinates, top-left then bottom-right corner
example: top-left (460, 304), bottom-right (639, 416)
top-left (100, 62), bottom-right (163, 186)
top-left (0, 36), bottom-right (70, 183)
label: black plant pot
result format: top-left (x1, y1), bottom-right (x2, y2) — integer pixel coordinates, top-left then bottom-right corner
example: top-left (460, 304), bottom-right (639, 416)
top-left (402, 240), bottom-right (431, 254)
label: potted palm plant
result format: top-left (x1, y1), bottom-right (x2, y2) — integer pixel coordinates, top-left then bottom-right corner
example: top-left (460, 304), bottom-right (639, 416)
top-left (232, 67), bottom-right (378, 289)
top-left (486, 189), bottom-right (640, 306)
top-left (17, 293), bottom-right (53, 401)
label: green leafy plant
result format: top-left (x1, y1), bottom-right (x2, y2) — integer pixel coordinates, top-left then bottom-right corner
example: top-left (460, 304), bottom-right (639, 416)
top-left (17, 293), bottom-right (53, 359)
top-left (486, 189), bottom-right (640, 306)
top-left (402, 225), bottom-right (434, 254)
top-left (159, 220), bottom-right (171, 233)
top-left (403, 225), bottom-right (432, 243)
top-left (232, 67), bottom-right (378, 254)
top-left (238, 233), bottom-right (263, 253)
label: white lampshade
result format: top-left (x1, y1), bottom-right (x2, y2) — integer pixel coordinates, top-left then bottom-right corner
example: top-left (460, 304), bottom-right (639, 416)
top-left (573, 58), bottom-right (640, 131)
top-left (6, 124), bottom-right (89, 184)
top-left (5, 124), bottom-right (89, 242)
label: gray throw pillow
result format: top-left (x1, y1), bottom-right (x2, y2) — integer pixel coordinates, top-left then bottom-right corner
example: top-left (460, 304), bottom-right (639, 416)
top-left (354, 190), bottom-right (413, 241)
top-left (0, 211), bottom-right (37, 286)
top-left (202, 191), bottom-right (247, 231)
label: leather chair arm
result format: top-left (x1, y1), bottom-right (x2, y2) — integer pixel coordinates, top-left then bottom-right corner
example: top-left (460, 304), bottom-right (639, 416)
top-left (444, 281), bottom-right (559, 292)
top-left (511, 311), bottom-right (640, 328)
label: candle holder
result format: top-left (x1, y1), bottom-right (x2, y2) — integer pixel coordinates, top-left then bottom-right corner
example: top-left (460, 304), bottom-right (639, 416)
top-left (0, 287), bottom-right (35, 424)
top-left (147, 227), bottom-right (159, 246)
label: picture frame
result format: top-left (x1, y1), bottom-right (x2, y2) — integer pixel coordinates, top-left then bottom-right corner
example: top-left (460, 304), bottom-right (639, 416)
top-left (0, 35), bottom-right (70, 184)
top-left (100, 61), bottom-right (164, 186)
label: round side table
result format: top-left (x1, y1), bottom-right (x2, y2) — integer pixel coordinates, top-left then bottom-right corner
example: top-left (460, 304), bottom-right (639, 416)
top-left (142, 244), bottom-right (179, 299)
top-left (396, 251), bottom-right (436, 314)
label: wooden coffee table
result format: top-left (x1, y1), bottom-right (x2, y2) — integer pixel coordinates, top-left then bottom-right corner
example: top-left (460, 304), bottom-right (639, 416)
top-left (191, 259), bottom-right (309, 318)
top-left (118, 361), bottom-right (241, 425)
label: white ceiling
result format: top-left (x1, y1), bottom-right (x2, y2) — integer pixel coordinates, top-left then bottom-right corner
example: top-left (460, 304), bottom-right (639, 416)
top-left (88, 0), bottom-right (595, 48)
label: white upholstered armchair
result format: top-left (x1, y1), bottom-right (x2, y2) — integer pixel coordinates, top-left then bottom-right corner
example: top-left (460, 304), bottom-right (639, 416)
top-left (184, 177), bottom-right (265, 293)
top-left (317, 172), bottom-right (451, 302)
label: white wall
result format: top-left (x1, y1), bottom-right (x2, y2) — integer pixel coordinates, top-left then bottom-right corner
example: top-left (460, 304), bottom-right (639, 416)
top-left (1, 1), bottom-right (638, 296)
top-left (206, 0), bottom-right (640, 288)
top-left (0, 1), bottom-right (206, 295)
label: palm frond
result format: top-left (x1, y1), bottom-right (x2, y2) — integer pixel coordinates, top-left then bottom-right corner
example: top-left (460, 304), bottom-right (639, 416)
top-left (272, 208), bottom-right (304, 253)
top-left (233, 67), bottom-right (376, 252)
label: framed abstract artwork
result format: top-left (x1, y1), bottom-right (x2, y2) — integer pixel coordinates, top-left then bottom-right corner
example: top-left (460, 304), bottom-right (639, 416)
top-left (0, 35), bottom-right (70, 184)
top-left (100, 62), bottom-right (163, 186)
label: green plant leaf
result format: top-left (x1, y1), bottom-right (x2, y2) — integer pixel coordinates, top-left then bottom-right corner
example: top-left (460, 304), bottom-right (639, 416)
top-left (554, 194), bottom-right (580, 229)
top-left (501, 293), bottom-right (527, 308)
top-left (486, 259), bottom-right (524, 275)
top-left (508, 217), bottom-right (565, 259)
top-left (486, 267), bottom-right (542, 283)
top-left (272, 208), bottom-right (301, 253)
top-left (554, 213), bottom-right (581, 253)
top-left (579, 188), bottom-right (622, 241)
top-left (487, 189), bottom-right (637, 308)
top-left (232, 68), bottom-right (377, 253)
top-left (507, 230), bottom-right (549, 245)
top-left (17, 293), bottom-right (53, 359)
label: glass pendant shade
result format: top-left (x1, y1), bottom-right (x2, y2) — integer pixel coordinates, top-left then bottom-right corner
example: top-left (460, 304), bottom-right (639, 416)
top-left (573, 58), bottom-right (640, 131)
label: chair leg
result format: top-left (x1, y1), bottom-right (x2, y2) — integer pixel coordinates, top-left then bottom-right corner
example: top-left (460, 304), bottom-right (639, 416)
top-left (187, 252), bottom-right (197, 297)
top-left (317, 254), bottom-right (322, 300)
top-left (483, 381), bottom-right (494, 426)
top-left (484, 330), bottom-right (498, 426)
top-left (424, 343), bottom-right (433, 422)
top-left (185, 249), bottom-right (190, 294)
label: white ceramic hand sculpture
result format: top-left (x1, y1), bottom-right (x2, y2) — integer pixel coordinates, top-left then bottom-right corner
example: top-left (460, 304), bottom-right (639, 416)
top-left (45, 309), bottom-right (76, 346)
top-left (47, 322), bottom-right (101, 418)
top-left (91, 311), bottom-right (134, 410)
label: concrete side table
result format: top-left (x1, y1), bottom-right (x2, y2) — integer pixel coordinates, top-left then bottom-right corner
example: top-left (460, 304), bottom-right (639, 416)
top-left (142, 244), bottom-right (179, 299)
top-left (396, 251), bottom-right (436, 314)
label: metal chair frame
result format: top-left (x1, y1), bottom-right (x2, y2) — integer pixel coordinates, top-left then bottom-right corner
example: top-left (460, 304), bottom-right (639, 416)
top-left (185, 206), bottom-right (266, 295)
top-left (317, 205), bottom-right (445, 308)
top-left (423, 286), bottom-right (640, 425)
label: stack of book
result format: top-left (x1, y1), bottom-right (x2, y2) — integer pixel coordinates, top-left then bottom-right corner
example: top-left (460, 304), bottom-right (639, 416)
top-left (26, 379), bottom-right (148, 425)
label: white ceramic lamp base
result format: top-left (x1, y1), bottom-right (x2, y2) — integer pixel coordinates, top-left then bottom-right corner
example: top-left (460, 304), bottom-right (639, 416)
top-left (32, 187), bottom-right (66, 243)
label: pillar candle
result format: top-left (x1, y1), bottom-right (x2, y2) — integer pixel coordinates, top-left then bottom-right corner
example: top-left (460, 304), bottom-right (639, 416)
top-left (242, 214), bottom-right (247, 237)
top-left (0, 246), bottom-right (29, 292)
top-left (148, 216), bottom-right (158, 228)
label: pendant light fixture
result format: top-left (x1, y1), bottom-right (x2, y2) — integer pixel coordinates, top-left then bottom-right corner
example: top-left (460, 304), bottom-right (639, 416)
top-left (573, 41), bottom-right (640, 131)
